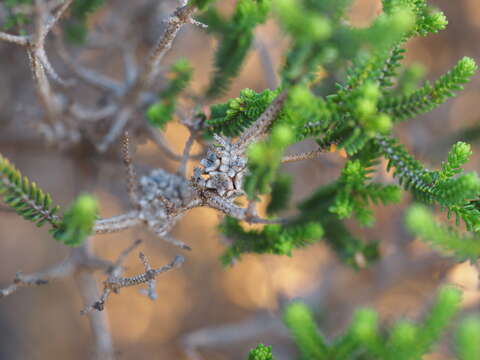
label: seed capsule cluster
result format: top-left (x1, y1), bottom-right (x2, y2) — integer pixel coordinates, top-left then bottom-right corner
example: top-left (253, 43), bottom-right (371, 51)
top-left (138, 169), bottom-right (193, 229)
top-left (193, 135), bottom-right (247, 199)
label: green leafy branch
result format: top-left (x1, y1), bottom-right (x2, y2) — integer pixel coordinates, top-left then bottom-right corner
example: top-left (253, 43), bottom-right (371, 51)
top-left (379, 57), bottom-right (477, 123)
top-left (382, 0), bottom-right (448, 36)
top-left (51, 194), bottom-right (98, 246)
top-left (298, 182), bottom-right (381, 269)
top-left (243, 124), bottom-right (294, 199)
top-left (376, 137), bottom-right (480, 231)
top-left (220, 216), bottom-right (323, 265)
top-left (321, 82), bottom-right (394, 156)
top-left (2, 0), bottom-right (32, 34)
top-left (329, 159), bottom-right (402, 226)
top-left (202, 0), bottom-right (271, 99)
top-left (276, 0), bottom-right (413, 85)
top-left (146, 59), bottom-right (193, 129)
top-left (211, 0), bottom-right (478, 270)
top-left (279, 286), bottom-right (473, 360)
top-left (206, 88), bottom-right (280, 138)
top-left (0, 153), bottom-right (97, 246)
top-left (0, 153), bottom-right (60, 228)
top-left (406, 205), bottom-right (480, 261)
top-left (266, 174), bottom-right (292, 216)
top-left (64, 0), bottom-right (106, 43)
top-left (247, 344), bottom-right (275, 360)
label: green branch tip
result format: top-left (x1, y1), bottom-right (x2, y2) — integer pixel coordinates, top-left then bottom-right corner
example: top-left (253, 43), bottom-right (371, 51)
top-left (51, 194), bottom-right (98, 247)
top-left (248, 344), bottom-right (275, 360)
top-left (0, 153), bottom-right (60, 229)
top-left (456, 316), bottom-right (480, 360)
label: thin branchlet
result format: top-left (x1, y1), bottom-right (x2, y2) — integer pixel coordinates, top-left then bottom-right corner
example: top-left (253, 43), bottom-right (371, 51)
top-left (97, 4), bottom-right (199, 152)
top-left (94, 211), bottom-right (143, 234)
top-left (121, 131), bottom-right (139, 205)
top-left (81, 242), bottom-right (184, 314)
top-left (0, 31), bottom-right (30, 45)
top-left (282, 149), bottom-right (324, 163)
top-left (177, 132), bottom-right (196, 178)
top-left (0, 242), bottom-right (112, 299)
top-left (238, 89), bottom-right (289, 149)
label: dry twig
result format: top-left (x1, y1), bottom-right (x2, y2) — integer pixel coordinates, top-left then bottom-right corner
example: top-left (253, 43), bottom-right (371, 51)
top-left (238, 89), bottom-right (289, 149)
top-left (81, 240), bottom-right (184, 314)
top-left (121, 131), bottom-right (139, 205)
top-left (97, 3), bottom-right (199, 152)
top-left (282, 149), bottom-right (324, 163)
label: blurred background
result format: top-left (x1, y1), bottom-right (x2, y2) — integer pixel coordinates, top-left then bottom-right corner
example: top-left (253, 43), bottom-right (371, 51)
top-left (1, 0), bottom-right (480, 359)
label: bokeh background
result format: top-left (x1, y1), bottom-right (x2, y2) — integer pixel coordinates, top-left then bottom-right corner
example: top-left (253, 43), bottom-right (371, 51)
top-left (1, 0), bottom-right (480, 359)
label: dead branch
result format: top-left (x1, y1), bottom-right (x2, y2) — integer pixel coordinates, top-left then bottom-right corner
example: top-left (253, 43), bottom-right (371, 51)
top-left (0, 31), bottom-right (29, 45)
top-left (282, 149), bottom-right (324, 163)
top-left (0, 255), bottom-right (76, 298)
top-left (94, 211), bottom-right (143, 234)
top-left (97, 3), bottom-right (199, 152)
top-left (81, 242), bottom-right (184, 314)
top-left (121, 131), bottom-right (139, 205)
top-left (177, 131), bottom-right (196, 177)
top-left (146, 125), bottom-right (205, 161)
top-left (75, 240), bottom-right (116, 360)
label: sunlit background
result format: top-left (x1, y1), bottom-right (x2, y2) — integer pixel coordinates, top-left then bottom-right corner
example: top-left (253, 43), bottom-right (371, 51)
top-left (1, 0), bottom-right (480, 359)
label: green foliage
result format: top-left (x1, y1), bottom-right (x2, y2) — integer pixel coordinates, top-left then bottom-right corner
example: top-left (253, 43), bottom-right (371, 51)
top-left (283, 301), bottom-right (329, 359)
top-left (220, 216), bottom-right (323, 265)
top-left (206, 88), bottom-right (279, 138)
top-left (285, 85), bottom-right (332, 140)
top-left (202, 0), bottom-right (271, 98)
top-left (406, 205), bottom-right (480, 261)
top-left (4, 1), bottom-right (480, 357)
top-left (190, 0), bottom-right (215, 11)
top-left (276, 0), bottom-right (414, 84)
top-left (266, 174), bottom-right (292, 216)
top-left (377, 137), bottom-right (480, 231)
top-left (234, 169), bottom-right (383, 269)
top-left (329, 160), bottom-right (401, 226)
top-left (4, 0), bottom-right (32, 6)
top-left (378, 47), bottom-right (406, 88)
top-left (146, 59), bottom-right (193, 129)
top-left (0, 0), bottom-right (100, 43)
top-left (64, 0), bottom-right (106, 43)
top-left (0, 154), bottom-right (98, 247)
top-left (456, 316), bottom-right (480, 360)
top-left (326, 219), bottom-right (380, 268)
top-left (275, 0), bottom-right (332, 43)
top-left (303, 53), bottom-right (406, 155)
top-left (412, 286), bottom-right (463, 356)
top-left (440, 142), bottom-right (473, 180)
top-left (382, 0), bottom-right (448, 36)
top-left (376, 135), bottom-right (435, 196)
top-left (287, 6), bottom-right (474, 166)
top-left (51, 194), bottom-right (98, 246)
top-left (282, 286), bottom-right (463, 360)
top-left (379, 57), bottom-right (477, 123)
top-left (0, 153), bottom-right (60, 229)
top-left (247, 344), bottom-right (275, 360)
top-left (290, 158), bottom-right (394, 268)
top-left (324, 82), bottom-right (393, 155)
top-left (161, 59), bottom-right (194, 99)
top-left (243, 124), bottom-right (293, 199)
top-left (2, 0), bottom-right (32, 33)
top-left (203, 0), bottom-right (480, 271)
top-left (394, 63), bottom-right (426, 94)
top-left (211, 85), bottom-right (326, 144)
